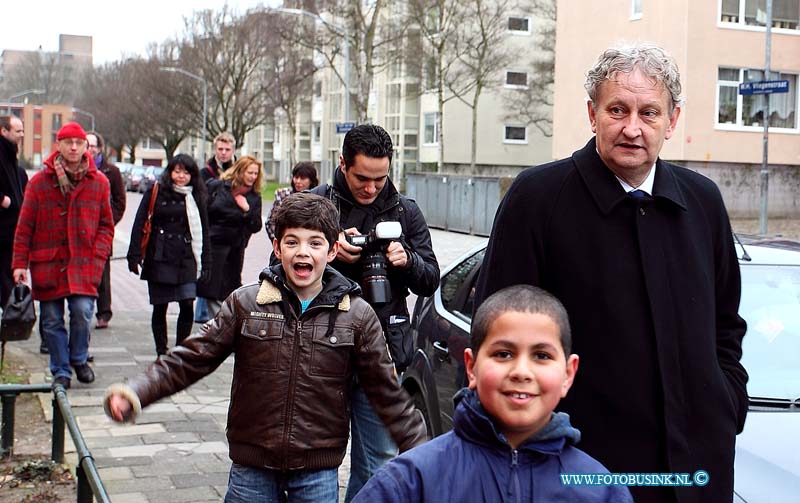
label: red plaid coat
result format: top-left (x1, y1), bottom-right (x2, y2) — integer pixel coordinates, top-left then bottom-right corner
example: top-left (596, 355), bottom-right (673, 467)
top-left (12, 151), bottom-right (114, 301)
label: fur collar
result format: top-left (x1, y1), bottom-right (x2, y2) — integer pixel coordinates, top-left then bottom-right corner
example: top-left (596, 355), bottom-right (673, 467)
top-left (256, 280), bottom-right (351, 312)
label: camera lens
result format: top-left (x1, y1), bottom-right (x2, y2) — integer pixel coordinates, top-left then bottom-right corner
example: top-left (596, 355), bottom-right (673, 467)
top-left (361, 251), bottom-right (391, 304)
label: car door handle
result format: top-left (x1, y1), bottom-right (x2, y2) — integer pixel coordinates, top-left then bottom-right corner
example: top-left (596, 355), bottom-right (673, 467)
top-left (432, 341), bottom-right (449, 362)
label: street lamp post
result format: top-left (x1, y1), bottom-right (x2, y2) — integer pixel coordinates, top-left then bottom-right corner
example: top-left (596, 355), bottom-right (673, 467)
top-left (277, 8), bottom-right (350, 124)
top-left (160, 67), bottom-right (208, 163)
top-left (71, 107), bottom-right (95, 131)
top-left (5, 89), bottom-right (45, 115)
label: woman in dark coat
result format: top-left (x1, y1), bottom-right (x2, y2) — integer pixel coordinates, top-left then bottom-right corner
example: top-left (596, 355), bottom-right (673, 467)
top-left (265, 161), bottom-right (318, 240)
top-left (197, 155), bottom-right (263, 316)
top-left (127, 154), bottom-right (211, 357)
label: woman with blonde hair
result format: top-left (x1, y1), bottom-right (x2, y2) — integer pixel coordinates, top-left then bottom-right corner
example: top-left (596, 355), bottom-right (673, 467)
top-left (197, 155), bottom-right (263, 317)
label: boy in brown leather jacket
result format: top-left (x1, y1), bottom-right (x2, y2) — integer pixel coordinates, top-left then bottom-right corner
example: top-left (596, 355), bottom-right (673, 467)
top-left (104, 193), bottom-right (425, 503)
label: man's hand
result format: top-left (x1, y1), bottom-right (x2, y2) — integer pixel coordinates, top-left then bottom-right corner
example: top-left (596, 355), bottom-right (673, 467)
top-left (12, 268), bottom-right (27, 284)
top-left (386, 241), bottom-right (409, 268)
top-left (108, 393), bottom-right (133, 422)
top-left (1, 195), bottom-right (10, 209)
top-left (127, 259), bottom-right (140, 275)
top-left (336, 227), bottom-right (363, 264)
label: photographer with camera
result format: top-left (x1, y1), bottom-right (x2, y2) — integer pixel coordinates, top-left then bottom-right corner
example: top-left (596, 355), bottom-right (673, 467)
top-left (312, 124), bottom-right (439, 501)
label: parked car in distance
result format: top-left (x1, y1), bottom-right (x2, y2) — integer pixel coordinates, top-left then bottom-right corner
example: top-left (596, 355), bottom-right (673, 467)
top-left (115, 162), bottom-right (134, 178)
top-left (124, 166), bottom-right (147, 192)
top-left (139, 166), bottom-right (165, 193)
top-left (404, 235), bottom-right (800, 501)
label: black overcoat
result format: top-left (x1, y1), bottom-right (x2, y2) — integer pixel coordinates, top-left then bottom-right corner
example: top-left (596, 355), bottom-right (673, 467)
top-left (197, 179), bottom-right (262, 301)
top-left (475, 138), bottom-right (748, 503)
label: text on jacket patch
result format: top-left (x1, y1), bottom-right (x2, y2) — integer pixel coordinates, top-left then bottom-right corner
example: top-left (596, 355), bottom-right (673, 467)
top-left (249, 312), bottom-right (285, 321)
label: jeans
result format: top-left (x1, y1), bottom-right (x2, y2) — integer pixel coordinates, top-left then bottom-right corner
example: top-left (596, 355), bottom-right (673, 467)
top-left (224, 463), bottom-right (338, 503)
top-left (194, 297), bottom-right (210, 322)
top-left (345, 383), bottom-right (398, 502)
top-left (40, 296), bottom-right (94, 379)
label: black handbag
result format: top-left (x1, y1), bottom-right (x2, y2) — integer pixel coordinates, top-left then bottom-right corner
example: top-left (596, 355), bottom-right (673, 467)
top-left (2, 284), bottom-right (37, 342)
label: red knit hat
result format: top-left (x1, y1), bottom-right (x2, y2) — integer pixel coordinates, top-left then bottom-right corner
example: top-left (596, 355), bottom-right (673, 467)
top-left (57, 122), bottom-right (87, 141)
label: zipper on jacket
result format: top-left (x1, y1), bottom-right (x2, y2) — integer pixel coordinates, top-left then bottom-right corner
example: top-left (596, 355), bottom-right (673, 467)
top-left (511, 449), bottom-right (523, 503)
top-left (281, 319), bottom-right (302, 469)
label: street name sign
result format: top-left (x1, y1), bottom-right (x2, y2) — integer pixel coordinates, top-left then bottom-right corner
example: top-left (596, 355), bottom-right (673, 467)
top-left (739, 80), bottom-right (790, 95)
top-left (336, 122), bottom-right (356, 133)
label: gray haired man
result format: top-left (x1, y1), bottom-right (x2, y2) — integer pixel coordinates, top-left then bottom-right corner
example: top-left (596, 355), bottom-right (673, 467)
top-left (475, 44), bottom-right (747, 503)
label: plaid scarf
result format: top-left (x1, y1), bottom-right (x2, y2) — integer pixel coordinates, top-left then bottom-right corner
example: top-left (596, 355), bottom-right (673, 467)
top-left (53, 154), bottom-right (89, 195)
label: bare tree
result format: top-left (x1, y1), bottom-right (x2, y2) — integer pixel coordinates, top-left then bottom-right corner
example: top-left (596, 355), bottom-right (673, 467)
top-left (450, 0), bottom-right (518, 171)
top-left (258, 10), bottom-right (317, 165)
top-left (77, 60), bottom-right (147, 162)
top-left (141, 42), bottom-right (198, 160)
top-left (178, 6), bottom-right (273, 148)
top-left (408, 0), bottom-right (467, 172)
top-left (504, 0), bottom-right (555, 137)
top-left (291, 0), bottom-right (408, 124)
top-left (2, 50), bottom-right (87, 104)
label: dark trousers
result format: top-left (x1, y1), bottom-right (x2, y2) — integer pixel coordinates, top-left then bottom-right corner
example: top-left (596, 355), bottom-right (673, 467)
top-left (96, 259), bottom-right (112, 321)
top-left (0, 244), bottom-right (13, 308)
top-left (151, 300), bottom-right (194, 355)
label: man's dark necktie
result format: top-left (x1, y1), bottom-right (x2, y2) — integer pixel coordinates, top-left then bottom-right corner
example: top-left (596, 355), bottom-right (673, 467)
top-left (629, 189), bottom-right (649, 199)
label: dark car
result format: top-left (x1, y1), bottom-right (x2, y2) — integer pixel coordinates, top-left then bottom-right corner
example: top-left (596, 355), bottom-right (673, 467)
top-left (404, 236), bottom-right (800, 500)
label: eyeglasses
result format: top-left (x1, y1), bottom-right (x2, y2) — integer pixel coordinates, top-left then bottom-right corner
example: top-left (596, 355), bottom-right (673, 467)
top-left (87, 144), bottom-right (99, 149)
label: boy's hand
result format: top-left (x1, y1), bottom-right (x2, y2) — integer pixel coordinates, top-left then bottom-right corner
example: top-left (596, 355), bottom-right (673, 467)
top-left (336, 228), bottom-right (363, 264)
top-left (108, 393), bottom-right (133, 422)
top-left (385, 241), bottom-right (408, 268)
top-left (234, 194), bottom-right (250, 212)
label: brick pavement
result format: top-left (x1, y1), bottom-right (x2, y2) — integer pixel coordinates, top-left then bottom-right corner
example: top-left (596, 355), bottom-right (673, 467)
top-left (13, 190), bottom-right (485, 502)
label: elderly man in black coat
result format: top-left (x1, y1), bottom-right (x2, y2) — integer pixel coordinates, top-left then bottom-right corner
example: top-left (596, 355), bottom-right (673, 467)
top-left (0, 115), bottom-right (28, 308)
top-left (475, 44), bottom-right (747, 503)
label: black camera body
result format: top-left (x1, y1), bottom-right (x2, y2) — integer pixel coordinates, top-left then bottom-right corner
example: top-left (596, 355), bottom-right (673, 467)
top-left (345, 221), bottom-right (403, 304)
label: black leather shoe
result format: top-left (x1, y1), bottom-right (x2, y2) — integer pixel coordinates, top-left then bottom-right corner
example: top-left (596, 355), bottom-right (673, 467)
top-left (87, 354), bottom-right (94, 362)
top-left (73, 364), bottom-right (95, 383)
top-left (39, 344), bottom-right (49, 354)
top-left (53, 376), bottom-right (71, 389)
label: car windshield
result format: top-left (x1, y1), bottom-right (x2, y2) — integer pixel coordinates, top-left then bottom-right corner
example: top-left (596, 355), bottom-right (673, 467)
top-left (739, 264), bottom-right (800, 400)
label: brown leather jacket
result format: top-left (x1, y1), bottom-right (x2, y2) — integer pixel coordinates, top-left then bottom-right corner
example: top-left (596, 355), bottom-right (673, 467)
top-left (117, 266), bottom-right (426, 471)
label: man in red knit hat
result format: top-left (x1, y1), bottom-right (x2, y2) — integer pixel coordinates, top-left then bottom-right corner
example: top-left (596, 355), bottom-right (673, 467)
top-left (12, 122), bottom-right (114, 389)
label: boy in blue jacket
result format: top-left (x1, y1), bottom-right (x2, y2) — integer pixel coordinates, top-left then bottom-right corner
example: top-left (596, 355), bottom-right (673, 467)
top-left (353, 284), bottom-right (633, 502)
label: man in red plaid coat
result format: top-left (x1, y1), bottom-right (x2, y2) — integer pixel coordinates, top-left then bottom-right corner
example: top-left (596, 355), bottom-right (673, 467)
top-left (12, 122), bottom-right (114, 389)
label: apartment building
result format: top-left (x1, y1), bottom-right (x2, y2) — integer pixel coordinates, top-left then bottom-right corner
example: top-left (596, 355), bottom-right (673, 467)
top-left (247, 1), bottom-right (556, 185)
top-left (553, 0), bottom-right (800, 217)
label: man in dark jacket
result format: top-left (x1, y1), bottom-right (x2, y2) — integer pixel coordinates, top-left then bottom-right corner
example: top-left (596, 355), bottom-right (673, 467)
top-left (87, 131), bottom-right (126, 329)
top-left (312, 124), bottom-right (440, 501)
top-left (0, 115), bottom-right (28, 308)
top-left (199, 131), bottom-right (235, 183)
top-left (475, 44), bottom-right (747, 503)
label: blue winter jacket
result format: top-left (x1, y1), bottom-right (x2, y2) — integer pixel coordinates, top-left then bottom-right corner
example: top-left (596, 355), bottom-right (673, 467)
top-left (353, 389), bottom-right (633, 503)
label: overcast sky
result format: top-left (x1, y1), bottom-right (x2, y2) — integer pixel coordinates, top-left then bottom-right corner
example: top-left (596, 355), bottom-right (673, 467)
top-left (2, 0), bottom-right (280, 64)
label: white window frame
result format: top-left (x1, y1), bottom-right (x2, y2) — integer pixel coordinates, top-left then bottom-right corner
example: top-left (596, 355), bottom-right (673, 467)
top-left (507, 16), bottom-right (532, 35)
top-left (423, 112), bottom-right (439, 146)
top-left (631, 0), bottom-right (643, 20)
top-left (503, 125), bottom-right (528, 144)
top-left (714, 67), bottom-right (800, 133)
top-left (718, 0), bottom-right (800, 34)
top-left (312, 122), bottom-right (321, 144)
top-left (504, 70), bottom-right (529, 89)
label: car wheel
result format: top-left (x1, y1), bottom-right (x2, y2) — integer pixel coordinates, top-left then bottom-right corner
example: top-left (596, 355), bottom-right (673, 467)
top-left (413, 392), bottom-right (434, 440)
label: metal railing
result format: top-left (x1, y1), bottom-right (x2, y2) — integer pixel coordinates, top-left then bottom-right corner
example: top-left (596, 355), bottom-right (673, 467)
top-left (0, 383), bottom-right (110, 502)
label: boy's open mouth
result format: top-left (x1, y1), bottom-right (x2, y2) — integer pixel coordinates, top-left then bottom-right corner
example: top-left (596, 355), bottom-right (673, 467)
top-left (293, 263), bottom-right (313, 278)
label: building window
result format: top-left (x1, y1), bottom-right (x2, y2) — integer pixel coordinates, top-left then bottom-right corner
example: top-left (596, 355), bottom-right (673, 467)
top-left (504, 125), bottom-right (528, 144)
top-left (423, 112), bottom-right (439, 145)
top-left (312, 122), bottom-right (321, 143)
top-left (631, 0), bottom-right (643, 19)
top-left (717, 67), bottom-right (798, 129)
top-left (505, 70), bottom-right (528, 88)
top-left (313, 81), bottom-right (322, 98)
top-left (52, 113), bottom-right (62, 131)
top-left (721, 0), bottom-right (799, 30)
top-left (507, 16), bottom-right (531, 34)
